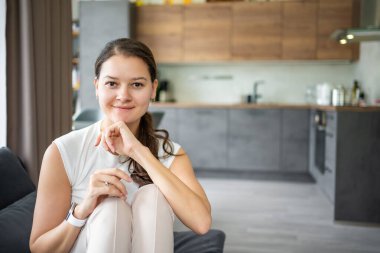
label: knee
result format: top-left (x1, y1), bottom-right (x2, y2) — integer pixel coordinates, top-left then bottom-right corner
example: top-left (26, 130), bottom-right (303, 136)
top-left (132, 184), bottom-right (174, 221)
top-left (89, 197), bottom-right (132, 223)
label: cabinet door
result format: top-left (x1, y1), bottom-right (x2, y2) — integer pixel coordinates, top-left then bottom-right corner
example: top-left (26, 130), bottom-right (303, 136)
top-left (183, 4), bottom-right (231, 61)
top-left (281, 110), bottom-right (310, 172)
top-left (149, 107), bottom-right (179, 143)
top-left (136, 5), bottom-right (183, 63)
top-left (282, 2), bottom-right (317, 59)
top-left (317, 0), bottom-right (358, 60)
top-left (228, 109), bottom-right (281, 170)
top-left (232, 2), bottom-right (282, 60)
top-left (178, 109), bottom-right (228, 169)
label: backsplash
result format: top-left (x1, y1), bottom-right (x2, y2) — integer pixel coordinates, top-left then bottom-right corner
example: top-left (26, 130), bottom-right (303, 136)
top-left (355, 42), bottom-right (380, 105)
top-left (158, 61), bottom-right (356, 104)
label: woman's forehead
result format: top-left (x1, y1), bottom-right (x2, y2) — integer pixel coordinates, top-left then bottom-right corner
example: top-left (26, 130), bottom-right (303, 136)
top-left (99, 55), bottom-right (149, 78)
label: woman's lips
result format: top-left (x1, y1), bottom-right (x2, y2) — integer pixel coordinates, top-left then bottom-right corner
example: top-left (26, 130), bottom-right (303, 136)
top-left (113, 105), bottom-right (135, 110)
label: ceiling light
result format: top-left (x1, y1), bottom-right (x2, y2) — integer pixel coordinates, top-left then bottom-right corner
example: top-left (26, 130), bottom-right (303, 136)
top-left (339, 39), bottom-right (348, 44)
top-left (346, 34), bottom-right (354, 39)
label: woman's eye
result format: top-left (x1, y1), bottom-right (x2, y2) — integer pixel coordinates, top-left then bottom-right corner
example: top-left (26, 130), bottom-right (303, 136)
top-left (131, 82), bottom-right (143, 88)
top-left (105, 81), bottom-right (117, 87)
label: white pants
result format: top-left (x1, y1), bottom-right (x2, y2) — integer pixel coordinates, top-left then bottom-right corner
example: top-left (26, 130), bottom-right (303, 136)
top-left (71, 184), bottom-right (174, 253)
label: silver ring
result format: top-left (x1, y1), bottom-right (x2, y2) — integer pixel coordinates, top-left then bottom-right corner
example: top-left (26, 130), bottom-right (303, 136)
top-left (104, 181), bottom-right (109, 187)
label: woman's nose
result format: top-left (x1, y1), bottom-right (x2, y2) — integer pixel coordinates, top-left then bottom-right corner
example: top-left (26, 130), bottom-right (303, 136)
top-left (116, 85), bottom-right (131, 101)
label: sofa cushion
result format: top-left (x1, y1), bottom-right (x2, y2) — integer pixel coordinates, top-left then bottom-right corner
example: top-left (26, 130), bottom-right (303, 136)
top-left (174, 229), bottom-right (226, 253)
top-left (0, 191), bottom-right (36, 253)
top-left (0, 147), bottom-right (36, 209)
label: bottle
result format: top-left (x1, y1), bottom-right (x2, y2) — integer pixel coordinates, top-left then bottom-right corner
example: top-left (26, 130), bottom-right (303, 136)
top-left (350, 80), bottom-right (360, 106)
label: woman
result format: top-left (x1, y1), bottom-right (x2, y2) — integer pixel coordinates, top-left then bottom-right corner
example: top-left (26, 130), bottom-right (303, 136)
top-left (30, 38), bottom-right (211, 253)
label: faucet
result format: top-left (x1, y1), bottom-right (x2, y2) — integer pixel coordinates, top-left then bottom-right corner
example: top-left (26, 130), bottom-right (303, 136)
top-left (252, 80), bottom-right (265, 103)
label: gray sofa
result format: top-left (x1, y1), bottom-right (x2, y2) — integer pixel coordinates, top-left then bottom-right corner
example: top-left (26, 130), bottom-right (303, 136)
top-left (0, 147), bottom-right (225, 253)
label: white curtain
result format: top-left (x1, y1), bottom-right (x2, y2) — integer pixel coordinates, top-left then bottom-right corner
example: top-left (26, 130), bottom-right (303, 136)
top-left (0, 0), bottom-right (6, 147)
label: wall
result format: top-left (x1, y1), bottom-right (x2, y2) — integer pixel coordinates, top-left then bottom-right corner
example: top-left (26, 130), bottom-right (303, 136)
top-left (158, 62), bottom-right (356, 104)
top-left (355, 41), bottom-right (380, 105)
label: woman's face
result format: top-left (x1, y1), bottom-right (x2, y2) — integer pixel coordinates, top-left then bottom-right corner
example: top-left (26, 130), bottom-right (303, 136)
top-left (94, 55), bottom-right (157, 126)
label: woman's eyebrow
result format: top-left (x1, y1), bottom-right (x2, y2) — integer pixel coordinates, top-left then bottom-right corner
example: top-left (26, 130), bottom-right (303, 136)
top-left (103, 75), bottom-right (119, 80)
top-left (130, 77), bottom-right (148, 81)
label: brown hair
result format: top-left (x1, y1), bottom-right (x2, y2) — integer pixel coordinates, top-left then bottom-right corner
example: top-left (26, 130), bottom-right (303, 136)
top-left (95, 38), bottom-right (176, 187)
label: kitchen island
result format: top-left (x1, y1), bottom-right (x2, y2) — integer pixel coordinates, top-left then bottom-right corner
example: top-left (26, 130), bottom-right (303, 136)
top-left (149, 102), bottom-right (380, 224)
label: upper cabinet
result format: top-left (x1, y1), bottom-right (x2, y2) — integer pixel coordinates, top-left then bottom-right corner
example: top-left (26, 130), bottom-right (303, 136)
top-left (135, 0), bottom-right (359, 63)
top-left (183, 4), bottom-right (231, 61)
top-left (317, 0), bottom-right (359, 60)
top-left (232, 2), bottom-right (282, 60)
top-left (136, 5), bottom-right (183, 63)
top-left (282, 1), bottom-right (317, 59)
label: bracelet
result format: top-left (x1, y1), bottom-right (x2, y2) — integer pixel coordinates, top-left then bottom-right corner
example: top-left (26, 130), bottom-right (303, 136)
top-left (65, 202), bottom-right (87, 228)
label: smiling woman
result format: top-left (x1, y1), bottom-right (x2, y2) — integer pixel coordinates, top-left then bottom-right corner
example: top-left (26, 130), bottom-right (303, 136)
top-left (30, 38), bottom-right (212, 253)
top-left (0, 0), bottom-right (6, 147)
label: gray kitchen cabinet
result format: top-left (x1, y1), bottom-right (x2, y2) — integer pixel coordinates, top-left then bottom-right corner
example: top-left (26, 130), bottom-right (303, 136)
top-left (148, 107), bottom-right (179, 142)
top-left (309, 109), bottom-right (380, 224)
top-left (281, 109), bottom-right (310, 172)
top-left (228, 109), bottom-right (281, 171)
top-left (334, 111), bottom-right (380, 224)
top-left (177, 109), bottom-right (228, 169)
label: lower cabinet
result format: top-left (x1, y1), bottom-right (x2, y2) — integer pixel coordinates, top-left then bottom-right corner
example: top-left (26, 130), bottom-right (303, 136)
top-left (228, 109), bottom-right (281, 171)
top-left (177, 109), bottom-right (228, 169)
top-left (149, 107), bottom-right (179, 142)
top-left (151, 106), bottom-right (310, 172)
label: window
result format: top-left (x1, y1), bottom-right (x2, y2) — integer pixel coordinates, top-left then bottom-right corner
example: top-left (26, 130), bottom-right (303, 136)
top-left (0, 0), bottom-right (6, 147)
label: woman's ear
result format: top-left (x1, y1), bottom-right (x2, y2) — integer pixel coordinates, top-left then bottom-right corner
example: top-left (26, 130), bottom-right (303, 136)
top-left (151, 79), bottom-right (158, 99)
top-left (93, 77), bottom-right (99, 98)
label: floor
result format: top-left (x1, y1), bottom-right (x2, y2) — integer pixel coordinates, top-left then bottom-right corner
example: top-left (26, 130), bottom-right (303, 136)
top-left (174, 174), bottom-right (380, 253)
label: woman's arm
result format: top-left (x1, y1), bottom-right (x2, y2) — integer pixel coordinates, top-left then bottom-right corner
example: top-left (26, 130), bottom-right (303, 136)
top-left (30, 143), bottom-right (132, 253)
top-left (99, 122), bottom-right (212, 234)
top-left (29, 143), bottom-right (81, 253)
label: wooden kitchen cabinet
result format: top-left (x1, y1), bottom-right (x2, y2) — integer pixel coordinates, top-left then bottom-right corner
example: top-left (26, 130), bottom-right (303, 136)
top-left (183, 4), bottom-right (231, 61)
top-left (136, 5), bottom-right (183, 63)
top-left (177, 109), bottom-right (228, 169)
top-left (135, 0), bottom-right (359, 62)
top-left (317, 0), bottom-right (359, 60)
top-left (282, 2), bottom-right (317, 59)
top-left (231, 2), bottom-right (282, 60)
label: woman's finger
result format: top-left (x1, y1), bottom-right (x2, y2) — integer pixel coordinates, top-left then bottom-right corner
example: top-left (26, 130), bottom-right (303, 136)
top-left (95, 168), bottom-right (133, 183)
top-left (97, 174), bottom-right (127, 196)
top-left (104, 127), bottom-right (117, 153)
top-left (96, 183), bottom-right (125, 198)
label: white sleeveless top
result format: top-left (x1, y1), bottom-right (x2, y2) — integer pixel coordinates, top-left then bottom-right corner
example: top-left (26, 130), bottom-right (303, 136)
top-left (53, 121), bottom-right (181, 205)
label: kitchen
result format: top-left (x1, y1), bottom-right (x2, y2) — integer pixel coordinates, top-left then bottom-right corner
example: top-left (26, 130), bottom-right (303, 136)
top-left (1, 0), bottom-right (380, 252)
top-left (70, 1), bottom-right (380, 252)
top-left (71, 0), bottom-right (380, 252)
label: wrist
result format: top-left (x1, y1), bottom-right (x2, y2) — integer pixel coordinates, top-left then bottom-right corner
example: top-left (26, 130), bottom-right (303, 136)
top-left (130, 143), bottom-right (151, 165)
top-left (73, 203), bottom-right (89, 220)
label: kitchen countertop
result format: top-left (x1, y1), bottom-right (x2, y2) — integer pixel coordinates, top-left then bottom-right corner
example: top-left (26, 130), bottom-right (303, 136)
top-left (151, 102), bottom-right (380, 112)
